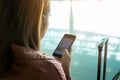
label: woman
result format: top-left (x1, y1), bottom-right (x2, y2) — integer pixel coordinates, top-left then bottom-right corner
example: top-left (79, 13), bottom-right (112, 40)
top-left (0, 0), bottom-right (72, 80)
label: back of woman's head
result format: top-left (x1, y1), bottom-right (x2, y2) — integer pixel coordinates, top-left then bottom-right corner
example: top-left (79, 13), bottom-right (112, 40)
top-left (0, 0), bottom-right (50, 77)
top-left (1, 0), bottom-right (49, 49)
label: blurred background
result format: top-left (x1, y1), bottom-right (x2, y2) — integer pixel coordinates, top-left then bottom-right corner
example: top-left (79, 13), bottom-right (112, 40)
top-left (41, 0), bottom-right (120, 80)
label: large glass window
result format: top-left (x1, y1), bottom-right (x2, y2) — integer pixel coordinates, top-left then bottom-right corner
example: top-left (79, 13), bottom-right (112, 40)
top-left (41, 0), bottom-right (120, 80)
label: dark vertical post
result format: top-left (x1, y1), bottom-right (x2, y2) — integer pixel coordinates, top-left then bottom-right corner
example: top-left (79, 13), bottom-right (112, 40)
top-left (103, 38), bottom-right (108, 80)
top-left (97, 41), bottom-right (104, 80)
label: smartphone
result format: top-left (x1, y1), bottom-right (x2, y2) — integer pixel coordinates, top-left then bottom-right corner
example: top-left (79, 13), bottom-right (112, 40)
top-left (53, 34), bottom-right (76, 58)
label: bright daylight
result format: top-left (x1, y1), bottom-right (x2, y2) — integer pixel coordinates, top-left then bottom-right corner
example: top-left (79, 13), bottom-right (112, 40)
top-left (41, 0), bottom-right (120, 80)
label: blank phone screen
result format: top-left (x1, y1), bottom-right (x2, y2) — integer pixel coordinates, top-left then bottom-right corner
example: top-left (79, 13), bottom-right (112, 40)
top-left (54, 37), bottom-right (73, 55)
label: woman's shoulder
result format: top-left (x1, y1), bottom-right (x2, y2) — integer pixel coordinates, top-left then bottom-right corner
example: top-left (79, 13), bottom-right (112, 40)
top-left (10, 44), bottom-right (67, 80)
top-left (32, 54), bottom-right (67, 80)
top-left (11, 44), bottom-right (51, 59)
top-left (11, 44), bottom-right (58, 64)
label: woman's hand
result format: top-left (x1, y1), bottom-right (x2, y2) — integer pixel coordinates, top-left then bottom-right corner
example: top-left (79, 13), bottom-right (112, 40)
top-left (54, 48), bottom-right (72, 76)
top-left (61, 48), bottom-right (72, 76)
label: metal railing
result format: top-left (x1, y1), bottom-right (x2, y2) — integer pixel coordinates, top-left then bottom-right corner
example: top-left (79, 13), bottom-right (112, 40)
top-left (97, 38), bottom-right (109, 80)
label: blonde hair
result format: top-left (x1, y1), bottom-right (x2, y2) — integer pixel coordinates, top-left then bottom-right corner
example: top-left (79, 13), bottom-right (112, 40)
top-left (0, 0), bottom-right (50, 50)
top-left (0, 0), bottom-right (50, 76)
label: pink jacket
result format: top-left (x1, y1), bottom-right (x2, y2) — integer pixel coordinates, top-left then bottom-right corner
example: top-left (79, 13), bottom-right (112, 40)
top-left (6, 45), bottom-right (71, 80)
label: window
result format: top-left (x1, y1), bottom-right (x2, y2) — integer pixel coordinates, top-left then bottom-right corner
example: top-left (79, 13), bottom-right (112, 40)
top-left (41, 0), bottom-right (120, 80)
